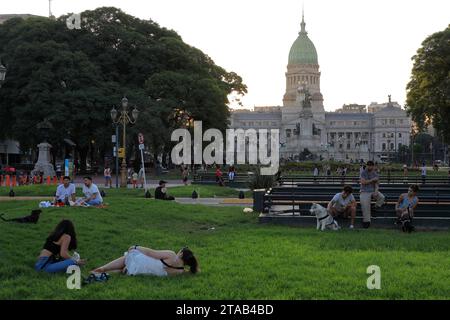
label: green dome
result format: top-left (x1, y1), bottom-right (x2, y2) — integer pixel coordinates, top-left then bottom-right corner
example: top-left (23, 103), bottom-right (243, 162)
top-left (288, 18), bottom-right (318, 65)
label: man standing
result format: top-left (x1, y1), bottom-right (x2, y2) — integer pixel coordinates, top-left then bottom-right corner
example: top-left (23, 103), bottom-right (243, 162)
top-left (155, 180), bottom-right (175, 201)
top-left (327, 185), bottom-right (357, 229)
top-left (421, 163), bottom-right (427, 184)
top-left (80, 176), bottom-right (103, 206)
top-left (360, 161), bottom-right (385, 228)
top-left (54, 176), bottom-right (76, 205)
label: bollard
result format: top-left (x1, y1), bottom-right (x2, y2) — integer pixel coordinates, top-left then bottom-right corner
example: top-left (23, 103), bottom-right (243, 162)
top-left (12, 176), bottom-right (17, 187)
top-left (60, 176), bottom-right (64, 184)
top-left (5, 175), bottom-right (10, 188)
top-left (53, 176), bottom-right (58, 185)
top-left (46, 176), bottom-right (51, 185)
top-left (0, 175), bottom-right (3, 187)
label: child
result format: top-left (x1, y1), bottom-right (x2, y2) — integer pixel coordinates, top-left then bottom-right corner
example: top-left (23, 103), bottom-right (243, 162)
top-left (132, 171), bottom-right (138, 189)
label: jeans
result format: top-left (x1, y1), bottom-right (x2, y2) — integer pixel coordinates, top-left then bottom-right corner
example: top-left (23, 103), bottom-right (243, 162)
top-left (86, 198), bottom-right (102, 206)
top-left (35, 256), bottom-right (77, 273)
top-left (360, 192), bottom-right (386, 223)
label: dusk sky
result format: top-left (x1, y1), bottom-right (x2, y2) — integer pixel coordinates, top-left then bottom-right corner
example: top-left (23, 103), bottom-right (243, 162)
top-left (3, 0), bottom-right (450, 110)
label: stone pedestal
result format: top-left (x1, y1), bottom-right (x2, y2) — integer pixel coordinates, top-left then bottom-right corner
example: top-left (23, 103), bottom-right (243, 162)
top-left (34, 142), bottom-right (55, 177)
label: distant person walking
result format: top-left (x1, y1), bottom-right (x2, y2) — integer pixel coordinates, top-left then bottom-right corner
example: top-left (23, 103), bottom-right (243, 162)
top-left (421, 163), bottom-right (427, 184)
top-left (360, 161), bottom-right (386, 228)
top-left (104, 166), bottom-right (112, 188)
top-left (215, 165), bottom-right (224, 187)
top-left (132, 171), bottom-right (138, 189)
top-left (181, 166), bottom-right (189, 186)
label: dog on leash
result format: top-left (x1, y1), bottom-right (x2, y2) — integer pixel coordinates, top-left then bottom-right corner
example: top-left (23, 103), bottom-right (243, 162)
top-left (310, 203), bottom-right (339, 231)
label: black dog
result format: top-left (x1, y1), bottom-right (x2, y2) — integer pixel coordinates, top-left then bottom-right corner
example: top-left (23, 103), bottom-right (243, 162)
top-left (400, 208), bottom-right (415, 233)
top-left (0, 209), bottom-right (41, 224)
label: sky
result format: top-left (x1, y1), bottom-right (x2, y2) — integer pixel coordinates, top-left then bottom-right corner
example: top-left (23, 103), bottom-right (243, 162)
top-left (2, 0), bottom-right (449, 111)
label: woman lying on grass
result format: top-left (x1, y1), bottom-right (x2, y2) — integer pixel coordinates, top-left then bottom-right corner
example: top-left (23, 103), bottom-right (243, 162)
top-left (91, 245), bottom-right (199, 277)
top-left (35, 219), bottom-right (86, 273)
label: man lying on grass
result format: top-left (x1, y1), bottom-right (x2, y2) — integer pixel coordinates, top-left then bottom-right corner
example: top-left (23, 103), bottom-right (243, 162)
top-left (327, 185), bottom-right (357, 229)
top-left (91, 246), bottom-right (198, 277)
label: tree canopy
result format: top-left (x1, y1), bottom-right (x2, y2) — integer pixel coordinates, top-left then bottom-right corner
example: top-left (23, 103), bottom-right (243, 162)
top-left (0, 7), bottom-right (247, 169)
top-left (406, 25), bottom-right (450, 142)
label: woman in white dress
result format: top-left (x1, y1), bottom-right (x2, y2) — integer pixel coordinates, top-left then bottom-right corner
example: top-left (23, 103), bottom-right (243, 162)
top-left (91, 246), bottom-right (198, 276)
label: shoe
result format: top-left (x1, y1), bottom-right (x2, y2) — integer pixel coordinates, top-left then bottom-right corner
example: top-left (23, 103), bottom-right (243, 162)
top-left (362, 221), bottom-right (371, 229)
top-left (349, 225), bottom-right (354, 229)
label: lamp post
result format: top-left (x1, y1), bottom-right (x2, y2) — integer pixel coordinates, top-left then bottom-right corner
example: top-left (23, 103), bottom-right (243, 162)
top-left (110, 97), bottom-right (139, 188)
top-left (0, 59), bottom-right (7, 88)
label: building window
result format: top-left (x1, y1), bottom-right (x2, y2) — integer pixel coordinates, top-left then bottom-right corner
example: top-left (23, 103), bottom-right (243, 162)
top-left (347, 143), bottom-right (351, 150)
top-left (286, 129), bottom-right (291, 138)
top-left (390, 143), bottom-right (394, 150)
top-left (382, 143), bottom-right (386, 151)
top-left (399, 133), bottom-right (402, 138)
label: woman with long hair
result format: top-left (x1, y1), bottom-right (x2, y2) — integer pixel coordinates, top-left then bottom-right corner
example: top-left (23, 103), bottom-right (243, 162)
top-left (35, 219), bottom-right (86, 273)
top-left (91, 245), bottom-right (198, 277)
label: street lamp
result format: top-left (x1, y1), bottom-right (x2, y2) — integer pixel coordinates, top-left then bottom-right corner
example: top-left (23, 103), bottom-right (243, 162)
top-left (110, 97), bottom-right (139, 187)
top-left (0, 58), bottom-right (7, 88)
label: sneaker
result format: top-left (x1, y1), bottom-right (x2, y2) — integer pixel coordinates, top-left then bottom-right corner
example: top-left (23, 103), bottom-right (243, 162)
top-left (349, 224), bottom-right (354, 229)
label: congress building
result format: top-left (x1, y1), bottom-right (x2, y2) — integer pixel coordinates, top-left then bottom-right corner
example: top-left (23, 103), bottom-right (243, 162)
top-left (229, 13), bottom-right (411, 163)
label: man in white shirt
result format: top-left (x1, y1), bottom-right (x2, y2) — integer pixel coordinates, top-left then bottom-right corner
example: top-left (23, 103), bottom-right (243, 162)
top-left (421, 163), bottom-right (427, 184)
top-left (54, 176), bottom-right (76, 204)
top-left (327, 185), bottom-right (357, 229)
top-left (81, 176), bottom-right (103, 206)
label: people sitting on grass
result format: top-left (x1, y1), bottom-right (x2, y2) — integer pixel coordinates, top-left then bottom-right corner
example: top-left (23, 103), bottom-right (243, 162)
top-left (155, 180), bottom-right (175, 201)
top-left (327, 185), bottom-right (357, 229)
top-left (91, 245), bottom-right (198, 277)
top-left (79, 176), bottom-right (103, 206)
top-left (395, 184), bottom-right (420, 225)
top-left (34, 219), bottom-right (86, 273)
top-left (54, 176), bottom-right (76, 205)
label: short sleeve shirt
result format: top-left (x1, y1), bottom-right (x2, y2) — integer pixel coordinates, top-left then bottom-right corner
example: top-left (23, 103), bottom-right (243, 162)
top-left (331, 192), bottom-right (355, 210)
top-left (55, 184), bottom-right (76, 201)
top-left (82, 183), bottom-right (103, 203)
top-left (360, 169), bottom-right (379, 193)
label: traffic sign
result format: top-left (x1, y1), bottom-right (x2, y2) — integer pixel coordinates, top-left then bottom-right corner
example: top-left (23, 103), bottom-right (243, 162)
top-left (118, 148), bottom-right (125, 158)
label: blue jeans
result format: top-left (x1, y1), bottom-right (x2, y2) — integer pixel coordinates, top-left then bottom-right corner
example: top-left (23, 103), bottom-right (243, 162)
top-left (35, 256), bottom-right (77, 273)
top-left (86, 198), bottom-right (102, 206)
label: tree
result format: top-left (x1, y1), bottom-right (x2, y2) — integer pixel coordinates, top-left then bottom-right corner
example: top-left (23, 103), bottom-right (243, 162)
top-left (0, 7), bottom-right (247, 170)
top-left (406, 25), bottom-right (450, 142)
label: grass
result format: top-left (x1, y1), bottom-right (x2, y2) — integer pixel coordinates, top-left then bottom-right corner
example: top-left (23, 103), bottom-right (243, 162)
top-left (0, 192), bottom-right (449, 300)
top-left (0, 184), bottom-right (251, 198)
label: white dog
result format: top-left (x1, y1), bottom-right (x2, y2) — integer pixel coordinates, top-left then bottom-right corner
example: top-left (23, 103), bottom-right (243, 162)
top-left (310, 203), bottom-right (340, 231)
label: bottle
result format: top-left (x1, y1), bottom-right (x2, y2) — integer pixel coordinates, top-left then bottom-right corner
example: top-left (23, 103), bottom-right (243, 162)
top-left (72, 252), bottom-right (80, 262)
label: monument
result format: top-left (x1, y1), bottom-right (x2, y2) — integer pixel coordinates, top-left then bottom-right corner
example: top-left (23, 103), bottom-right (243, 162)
top-left (33, 119), bottom-right (56, 178)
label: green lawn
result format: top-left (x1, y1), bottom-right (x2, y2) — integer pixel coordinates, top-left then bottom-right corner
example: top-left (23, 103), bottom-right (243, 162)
top-left (0, 192), bottom-right (449, 300)
top-left (0, 184), bottom-right (251, 198)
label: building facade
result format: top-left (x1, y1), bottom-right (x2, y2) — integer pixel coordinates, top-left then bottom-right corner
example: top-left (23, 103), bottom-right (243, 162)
top-left (230, 13), bottom-right (411, 163)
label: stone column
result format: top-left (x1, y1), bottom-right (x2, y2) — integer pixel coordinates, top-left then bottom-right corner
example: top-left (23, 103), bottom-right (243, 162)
top-left (33, 142), bottom-right (56, 177)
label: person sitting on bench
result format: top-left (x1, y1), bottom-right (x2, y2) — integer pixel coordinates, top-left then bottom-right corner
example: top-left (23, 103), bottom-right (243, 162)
top-left (155, 180), bottom-right (175, 201)
top-left (54, 176), bottom-right (76, 205)
top-left (395, 184), bottom-right (420, 224)
top-left (327, 185), bottom-right (357, 229)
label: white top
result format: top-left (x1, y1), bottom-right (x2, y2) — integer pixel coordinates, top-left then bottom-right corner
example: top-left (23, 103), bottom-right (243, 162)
top-left (124, 249), bottom-right (168, 277)
top-left (330, 192), bottom-right (355, 210)
top-left (421, 166), bottom-right (427, 175)
top-left (104, 168), bottom-right (111, 177)
top-left (82, 183), bottom-right (103, 203)
top-left (313, 168), bottom-right (319, 176)
top-left (55, 183), bottom-right (76, 201)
